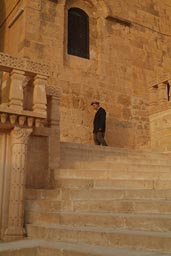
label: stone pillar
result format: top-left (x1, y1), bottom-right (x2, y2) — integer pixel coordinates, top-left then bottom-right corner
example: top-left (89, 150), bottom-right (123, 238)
top-left (9, 70), bottom-right (25, 110)
top-left (33, 75), bottom-right (47, 117)
top-left (158, 82), bottom-right (167, 111)
top-left (46, 86), bottom-right (60, 187)
top-left (149, 86), bottom-right (158, 114)
top-left (4, 127), bottom-right (32, 241)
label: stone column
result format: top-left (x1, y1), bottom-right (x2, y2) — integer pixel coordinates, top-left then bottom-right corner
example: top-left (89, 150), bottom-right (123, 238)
top-left (158, 82), bottom-right (167, 111)
top-left (149, 86), bottom-right (158, 114)
top-left (9, 70), bottom-right (25, 110)
top-left (46, 86), bottom-right (60, 187)
top-left (33, 75), bottom-right (47, 117)
top-left (4, 127), bottom-right (32, 241)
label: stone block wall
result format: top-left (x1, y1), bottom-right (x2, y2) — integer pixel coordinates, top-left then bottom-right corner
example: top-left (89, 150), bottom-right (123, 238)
top-left (0, 0), bottom-right (25, 54)
top-left (1, 0), bottom-right (171, 149)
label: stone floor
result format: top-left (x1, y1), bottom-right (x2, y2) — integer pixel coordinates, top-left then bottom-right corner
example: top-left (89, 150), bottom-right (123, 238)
top-left (1, 240), bottom-right (171, 256)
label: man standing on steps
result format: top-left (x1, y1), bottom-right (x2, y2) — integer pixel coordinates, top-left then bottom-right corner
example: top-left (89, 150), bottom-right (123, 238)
top-left (91, 101), bottom-right (108, 146)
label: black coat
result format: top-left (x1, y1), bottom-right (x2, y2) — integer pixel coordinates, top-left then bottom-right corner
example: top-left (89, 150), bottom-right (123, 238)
top-left (93, 107), bottom-right (106, 133)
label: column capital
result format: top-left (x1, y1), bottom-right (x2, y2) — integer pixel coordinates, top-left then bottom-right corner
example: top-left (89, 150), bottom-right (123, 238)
top-left (11, 127), bottom-right (32, 144)
top-left (34, 74), bottom-right (48, 82)
top-left (10, 69), bottom-right (25, 76)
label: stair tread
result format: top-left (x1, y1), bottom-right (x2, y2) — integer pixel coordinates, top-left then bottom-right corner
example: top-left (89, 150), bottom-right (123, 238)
top-left (1, 239), bottom-right (170, 256)
top-left (59, 164), bottom-right (171, 169)
top-left (28, 223), bottom-right (171, 237)
top-left (60, 142), bottom-right (170, 157)
top-left (26, 210), bottom-right (171, 219)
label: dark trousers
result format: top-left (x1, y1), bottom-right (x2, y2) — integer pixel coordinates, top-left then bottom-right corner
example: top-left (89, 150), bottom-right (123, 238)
top-left (94, 132), bottom-right (108, 146)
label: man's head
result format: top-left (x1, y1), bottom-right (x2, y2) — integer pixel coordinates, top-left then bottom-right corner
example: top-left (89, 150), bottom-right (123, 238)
top-left (91, 101), bottom-right (100, 110)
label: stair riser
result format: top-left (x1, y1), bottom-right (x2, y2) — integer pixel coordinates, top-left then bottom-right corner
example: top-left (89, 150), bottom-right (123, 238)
top-left (62, 189), bottom-right (171, 201)
top-left (25, 211), bottom-right (60, 225)
top-left (25, 189), bottom-right (61, 201)
top-left (39, 247), bottom-right (94, 256)
top-left (62, 160), bottom-right (171, 169)
top-left (25, 200), bottom-right (61, 212)
top-left (55, 179), bottom-right (171, 190)
top-left (72, 201), bottom-right (171, 214)
top-left (25, 189), bottom-right (171, 201)
top-left (25, 211), bottom-right (171, 232)
top-left (0, 247), bottom-right (90, 256)
top-left (55, 170), bottom-right (171, 180)
top-left (25, 199), bottom-right (171, 215)
top-left (0, 248), bottom-right (38, 256)
top-left (27, 225), bottom-right (171, 252)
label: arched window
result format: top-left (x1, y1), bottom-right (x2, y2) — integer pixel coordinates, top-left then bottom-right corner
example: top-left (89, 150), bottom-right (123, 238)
top-left (68, 8), bottom-right (89, 59)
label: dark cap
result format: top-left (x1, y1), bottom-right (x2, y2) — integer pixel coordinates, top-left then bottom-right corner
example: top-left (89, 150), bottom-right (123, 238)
top-left (91, 101), bottom-right (100, 106)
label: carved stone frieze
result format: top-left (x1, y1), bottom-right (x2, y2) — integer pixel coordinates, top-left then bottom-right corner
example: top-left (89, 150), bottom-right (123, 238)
top-left (0, 52), bottom-right (51, 77)
top-left (0, 111), bottom-right (43, 129)
top-left (46, 85), bottom-right (61, 98)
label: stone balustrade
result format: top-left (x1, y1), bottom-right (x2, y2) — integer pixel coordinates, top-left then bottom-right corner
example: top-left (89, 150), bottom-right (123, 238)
top-left (0, 52), bottom-right (51, 130)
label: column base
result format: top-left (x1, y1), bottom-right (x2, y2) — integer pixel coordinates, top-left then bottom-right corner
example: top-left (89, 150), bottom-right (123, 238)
top-left (4, 227), bottom-right (26, 241)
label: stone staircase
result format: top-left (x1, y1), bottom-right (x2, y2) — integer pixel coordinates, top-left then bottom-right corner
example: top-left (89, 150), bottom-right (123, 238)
top-left (21, 143), bottom-right (171, 255)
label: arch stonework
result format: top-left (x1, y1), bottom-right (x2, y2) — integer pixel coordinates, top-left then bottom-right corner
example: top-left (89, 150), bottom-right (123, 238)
top-left (62, 0), bottom-right (110, 18)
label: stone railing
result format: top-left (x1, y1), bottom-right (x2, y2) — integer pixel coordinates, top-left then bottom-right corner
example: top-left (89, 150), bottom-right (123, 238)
top-left (0, 52), bottom-right (51, 130)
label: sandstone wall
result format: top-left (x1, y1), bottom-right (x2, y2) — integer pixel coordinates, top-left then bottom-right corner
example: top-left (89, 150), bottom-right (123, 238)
top-left (1, 0), bottom-right (171, 149)
top-left (0, 0), bottom-right (25, 54)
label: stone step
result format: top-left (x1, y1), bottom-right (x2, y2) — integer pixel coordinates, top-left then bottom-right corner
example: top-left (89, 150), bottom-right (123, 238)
top-left (60, 145), bottom-right (171, 169)
top-left (25, 200), bottom-right (61, 212)
top-left (70, 161), bottom-right (171, 169)
top-left (71, 199), bottom-right (171, 214)
top-left (25, 198), bottom-right (171, 215)
top-left (61, 188), bottom-right (171, 201)
top-left (27, 223), bottom-right (171, 253)
top-left (1, 239), bottom-right (170, 256)
top-left (0, 247), bottom-right (38, 256)
top-left (25, 211), bottom-right (171, 232)
top-left (25, 189), bottom-right (61, 201)
top-left (55, 168), bottom-right (171, 180)
top-left (25, 188), bottom-right (171, 201)
top-left (62, 158), bottom-right (171, 168)
top-left (60, 142), bottom-right (171, 160)
top-left (55, 178), bottom-right (171, 189)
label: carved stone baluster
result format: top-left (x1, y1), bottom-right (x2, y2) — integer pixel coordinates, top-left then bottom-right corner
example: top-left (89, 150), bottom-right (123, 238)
top-left (9, 70), bottom-right (25, 110)
top-left (4, 127), bottom-right (32, 241)
top-left (33, 75), bottom-right (47, 117)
